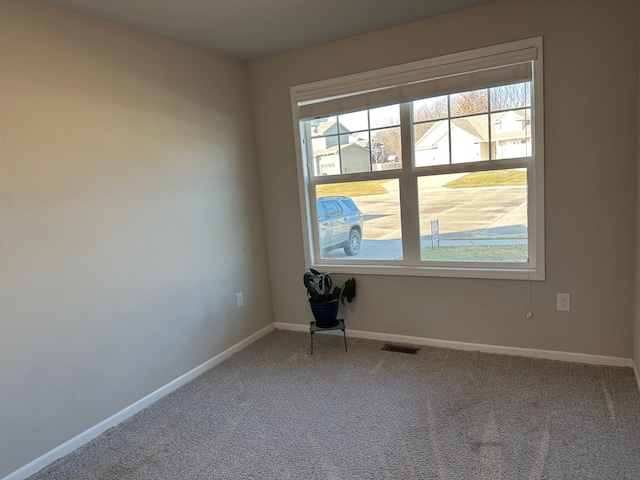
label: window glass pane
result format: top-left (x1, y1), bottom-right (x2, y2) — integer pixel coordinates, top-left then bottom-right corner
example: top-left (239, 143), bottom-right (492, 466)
top-left (311, 134), bottom-right (340, 176)
top-left (310, 116), bottom-right (338, 137)
top-left (339, 132), bottom-right (371, 174)
top-left (451, 115), bottom-right (490, 163)
top-left (371, 127), bottom-right (402, 170)
top-left (491, 108), bottom-right (531, 159)
top-left (490, 82), bottom-right (531, 111)
top-left (370, 104), bottom-right (400, 129)
top-left (418, 170), bottom-right (528, 263)
top-left (323, 200), bottom-right (341, 217)
top-left (414, 120), bottom-right (449, 167)
top-left (316, 180), bottom-right (402, 261)
top-left (450, 89), bottom-right (488, 117)
top-left (338, 110), bottom-right (368, 132)
top-left (317, 201), bottom-right (327, 220)
top-left (414, 96), bottom-right (448, 122)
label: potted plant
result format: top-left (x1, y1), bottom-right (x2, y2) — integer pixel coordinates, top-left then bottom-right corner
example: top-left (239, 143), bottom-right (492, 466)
top-left (303, 269), bottom-right (356, 328)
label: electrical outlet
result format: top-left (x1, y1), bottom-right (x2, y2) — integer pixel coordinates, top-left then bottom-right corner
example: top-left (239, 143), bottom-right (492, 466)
top-left (236, 292), bottom-right (244, 308)
top-left (557, 293), bottom-right (570, 312)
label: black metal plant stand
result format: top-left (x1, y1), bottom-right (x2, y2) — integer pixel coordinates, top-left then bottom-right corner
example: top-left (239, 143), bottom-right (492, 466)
top-left (310, 319), bottom-right (347, 354)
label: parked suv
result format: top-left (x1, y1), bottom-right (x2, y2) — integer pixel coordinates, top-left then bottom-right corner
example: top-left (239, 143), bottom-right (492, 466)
top-left (317, 196), bottom-right (364, 256)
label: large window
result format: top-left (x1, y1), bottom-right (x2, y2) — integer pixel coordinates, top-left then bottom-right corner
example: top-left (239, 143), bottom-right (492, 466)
top-left (291, 38), bottom-right (544, 280)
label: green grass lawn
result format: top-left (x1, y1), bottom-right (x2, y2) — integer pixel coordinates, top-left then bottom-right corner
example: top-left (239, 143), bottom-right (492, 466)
top-left (444, 169), bottom-right (526, 188)
top-left (316, 170), bottom-right (525, 196)
top-left (421, 243), bottom-right (527, 262)
top-left (317, 180), bottom-right (388, 197)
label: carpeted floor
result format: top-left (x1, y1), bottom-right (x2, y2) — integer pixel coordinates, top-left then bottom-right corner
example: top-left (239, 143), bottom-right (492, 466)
top-left (30, 329), bottom-right (640, 479)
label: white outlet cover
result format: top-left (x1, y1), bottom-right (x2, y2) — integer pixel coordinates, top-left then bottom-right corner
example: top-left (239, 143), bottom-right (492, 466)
top-left (557, 293), bottom-right (570, 312)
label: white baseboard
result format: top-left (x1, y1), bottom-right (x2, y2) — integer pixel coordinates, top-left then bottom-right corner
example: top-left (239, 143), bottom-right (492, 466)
top-left (4, 324), bottom-right (275, 480)
top-left (274, 322), bottom-right (634, 368)
top-left (275, 321), bottom-right (310, 333)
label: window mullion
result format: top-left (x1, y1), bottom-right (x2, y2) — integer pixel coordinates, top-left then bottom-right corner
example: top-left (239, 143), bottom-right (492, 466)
top-left (301, 127), bottom-right (322, 264)
top-left (398, 102), bottom-right (420, 264)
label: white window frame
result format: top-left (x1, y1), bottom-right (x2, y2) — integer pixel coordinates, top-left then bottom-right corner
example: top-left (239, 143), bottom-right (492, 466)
top-left (291, 37), bottom-right (544, 280)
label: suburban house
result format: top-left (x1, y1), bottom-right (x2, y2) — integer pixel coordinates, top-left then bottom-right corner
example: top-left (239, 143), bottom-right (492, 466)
top-left (415, 110), bottom-right (531, 166)
top-left (2, 0), bottom-right (640, 478)
top-left (310, 120), bottom-right (372, 175)
top-left (311, 119), bottom-right (402, 175)
top-left (313, 141), bottom-right (371, 176)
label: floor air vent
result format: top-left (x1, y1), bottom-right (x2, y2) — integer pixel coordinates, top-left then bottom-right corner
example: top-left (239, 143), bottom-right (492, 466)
top-left (382, 344), bottom-right (419, 355)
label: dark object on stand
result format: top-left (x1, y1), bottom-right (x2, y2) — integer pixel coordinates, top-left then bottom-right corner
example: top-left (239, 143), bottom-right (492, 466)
top-left (303, 269), bottom-right (356, 353)
top-left (310, 319), bottom-right (346, 355)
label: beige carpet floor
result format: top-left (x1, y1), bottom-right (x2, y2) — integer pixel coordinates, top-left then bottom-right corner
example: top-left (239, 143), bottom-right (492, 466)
top-left (30, 329), bottom-right (640, 479)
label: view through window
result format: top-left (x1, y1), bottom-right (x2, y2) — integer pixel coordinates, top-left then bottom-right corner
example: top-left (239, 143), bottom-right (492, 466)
top-left (293, 38), bottom-right (544, 279)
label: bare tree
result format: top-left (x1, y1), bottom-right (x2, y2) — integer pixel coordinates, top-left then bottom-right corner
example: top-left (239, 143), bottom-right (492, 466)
top-left (451, 89), bottom-right (488, 117)
top-left (371, 127), bottom-right (401, 163)
top-left (414, 96), bottom-right (448, 122)
top-left (490, 82), bottom-right (531, 111)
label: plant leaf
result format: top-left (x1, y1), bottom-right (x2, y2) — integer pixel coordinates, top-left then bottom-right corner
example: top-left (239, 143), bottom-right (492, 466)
top-left (341, 278), bottom-right (356, 303)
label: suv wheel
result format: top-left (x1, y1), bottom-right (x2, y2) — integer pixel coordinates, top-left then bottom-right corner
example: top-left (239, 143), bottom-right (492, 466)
top-left (344, 228), bottom-right (362, 256)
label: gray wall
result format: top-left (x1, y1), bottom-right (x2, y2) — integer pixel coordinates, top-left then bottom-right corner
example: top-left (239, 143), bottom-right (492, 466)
top-left (3, 0), bottom-right (640, 477)
top-left (636, 2), bottom-right (640, 380)
top-left (248, 0), bottom-right (639, 357)
top-left (0, 1), bottom-right (272, 477)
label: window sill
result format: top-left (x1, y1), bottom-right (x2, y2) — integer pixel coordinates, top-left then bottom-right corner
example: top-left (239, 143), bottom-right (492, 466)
top-left (309, 262), bottom-right (544, 281)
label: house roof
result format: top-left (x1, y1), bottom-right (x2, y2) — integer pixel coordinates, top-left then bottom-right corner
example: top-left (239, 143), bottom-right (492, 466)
top-left (314, 141), bottom-right (369, 157)
top-left (452, 117), bottom-right (486, 140)
top-left (415, 110), bottom-right (530, 146)
top-left (312, 120), bottom-right (352, 137)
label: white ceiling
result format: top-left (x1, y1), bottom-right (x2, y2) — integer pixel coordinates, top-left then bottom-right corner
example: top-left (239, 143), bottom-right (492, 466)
top-left (38, 0), bottom-right (500, 60)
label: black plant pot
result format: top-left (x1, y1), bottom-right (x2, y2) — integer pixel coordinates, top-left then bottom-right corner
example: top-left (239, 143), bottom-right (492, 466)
top-left (309, 299), bottom-right (340, 328)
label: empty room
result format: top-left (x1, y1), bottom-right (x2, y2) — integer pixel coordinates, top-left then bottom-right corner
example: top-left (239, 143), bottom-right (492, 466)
top-left (2, 0), bottom-right (640, 478)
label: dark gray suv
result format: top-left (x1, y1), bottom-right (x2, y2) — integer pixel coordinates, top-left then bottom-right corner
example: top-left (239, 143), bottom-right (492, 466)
top-left (317, 196), bottom-right (364, 256)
